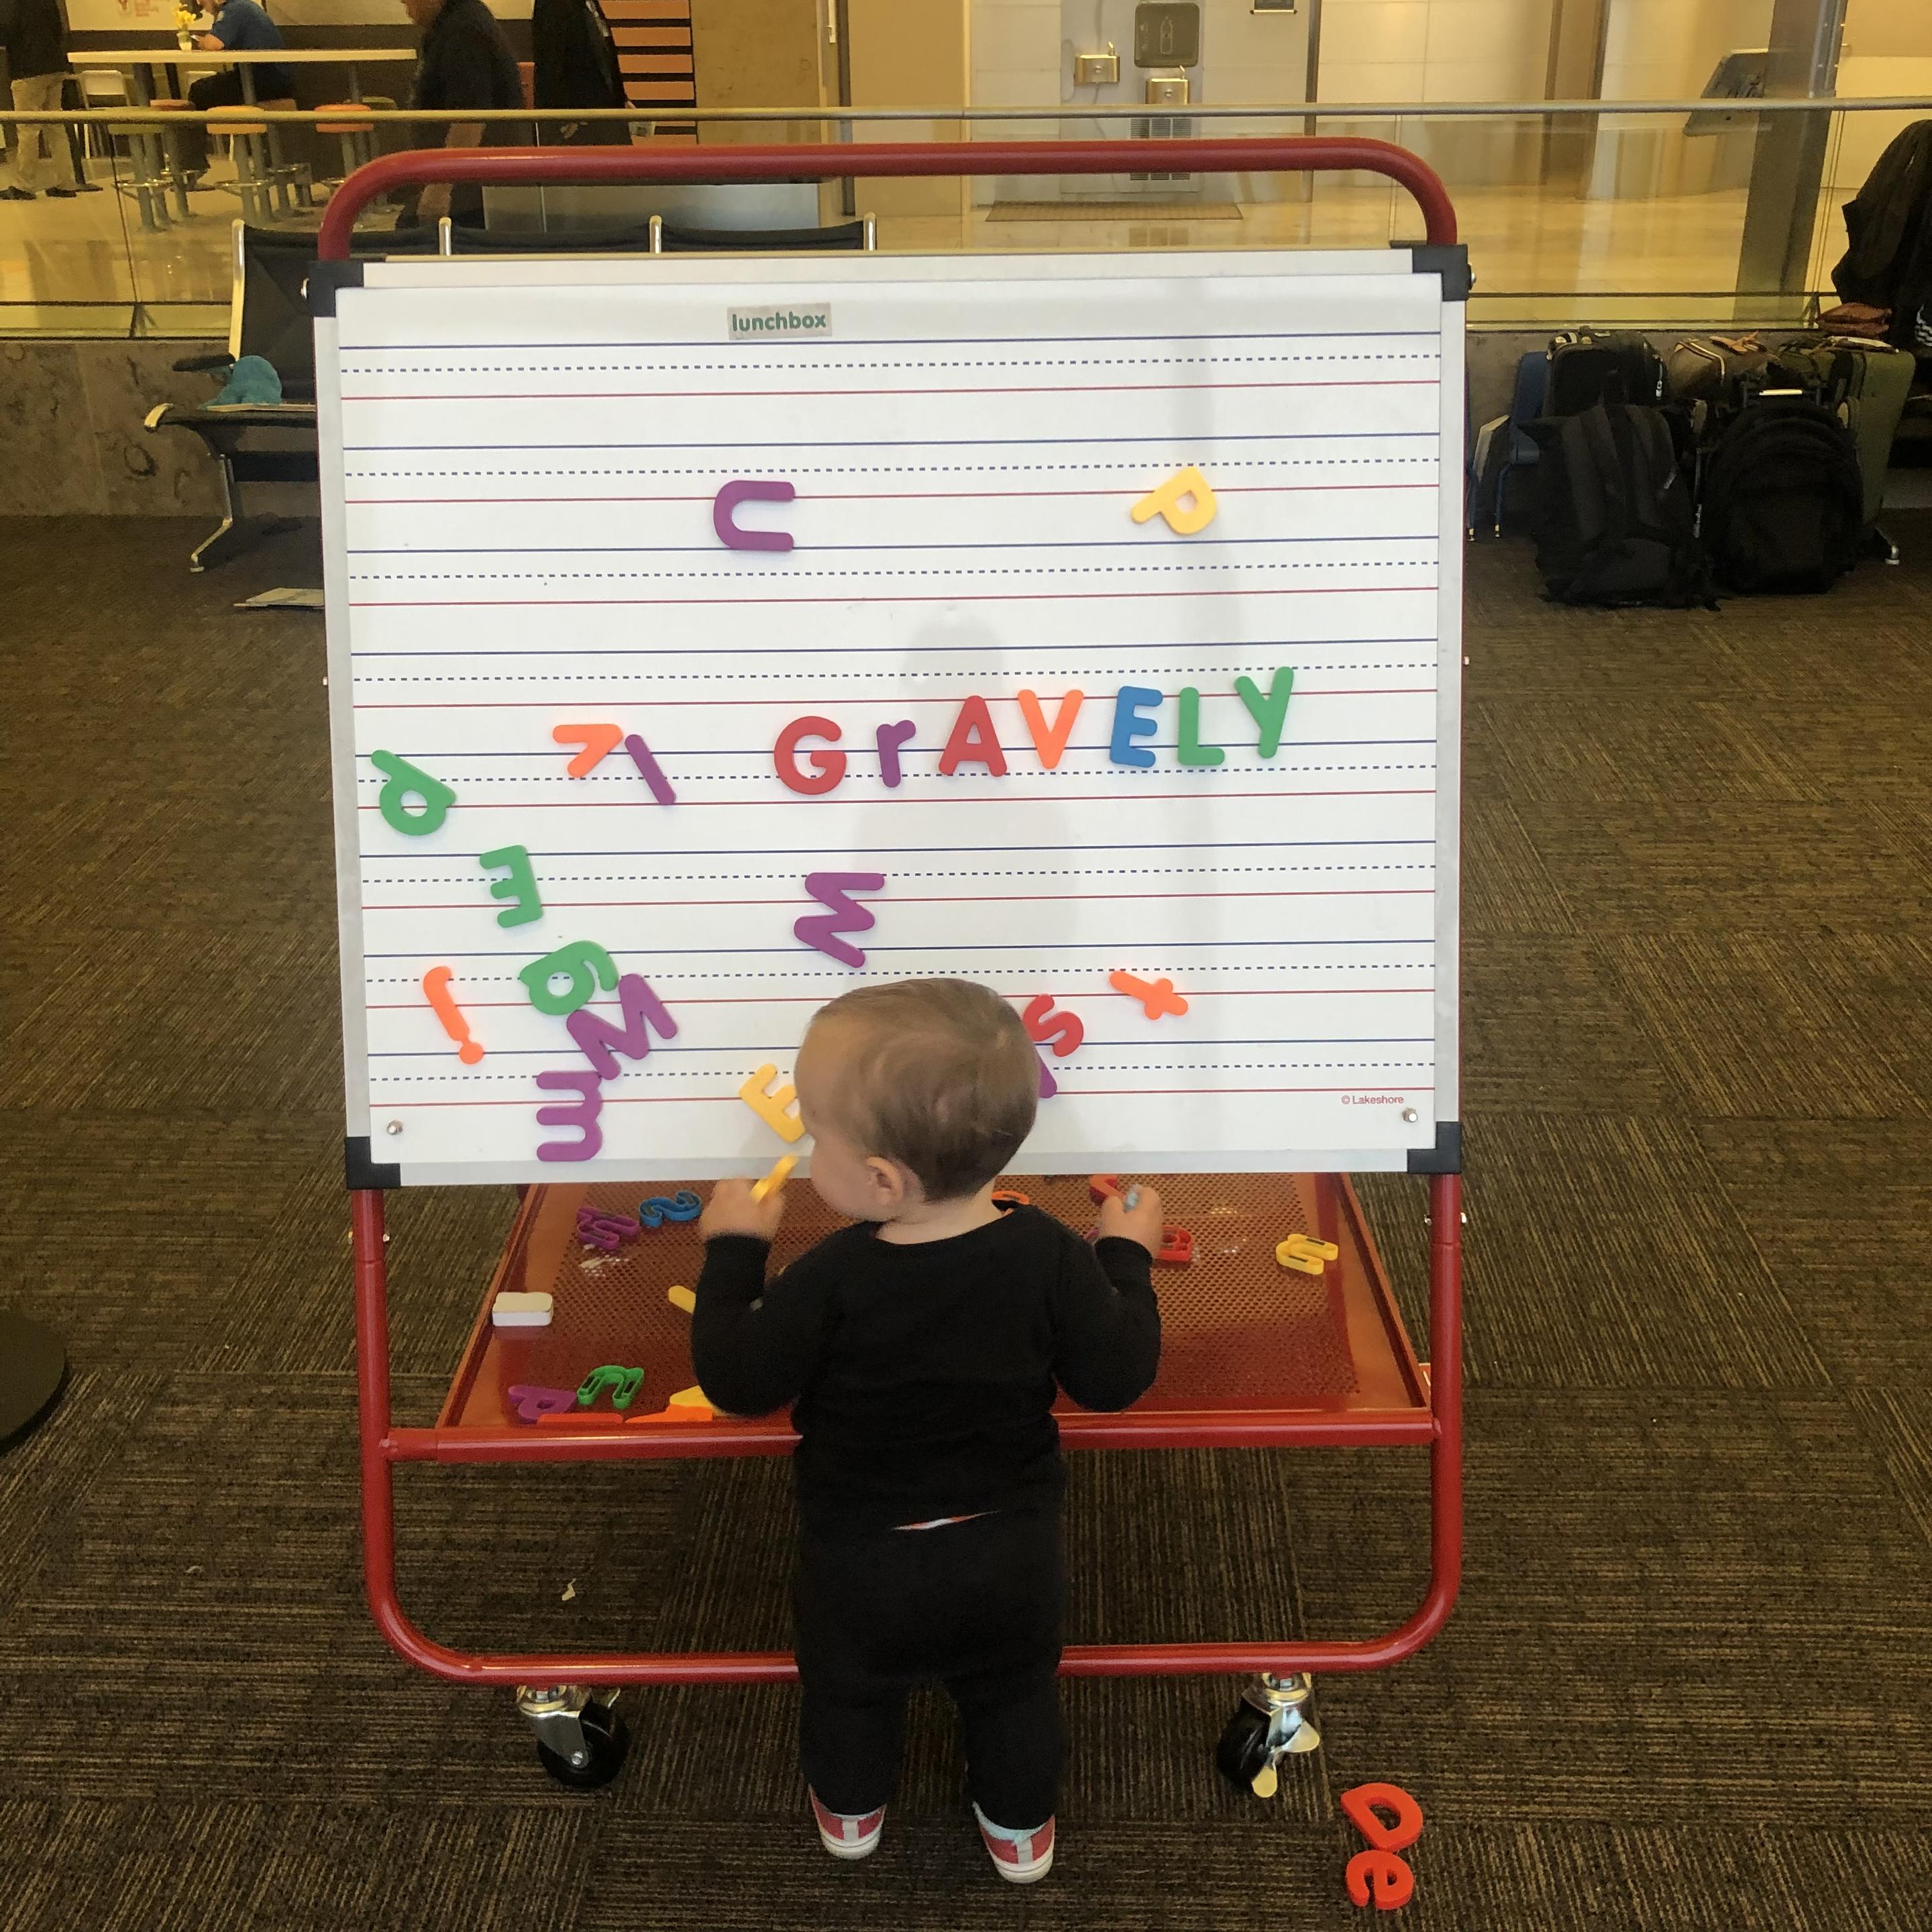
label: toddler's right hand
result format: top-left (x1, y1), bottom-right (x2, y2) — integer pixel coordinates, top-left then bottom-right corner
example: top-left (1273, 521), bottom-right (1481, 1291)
top-left (1097, 1183), bottom-right (1163, 1257)
top-left (700, 1177), bottom-right (786, 1244)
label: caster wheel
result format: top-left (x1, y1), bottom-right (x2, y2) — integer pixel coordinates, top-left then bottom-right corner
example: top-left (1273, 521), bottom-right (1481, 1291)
top-left (1216, 1701), bottom-right (1273, 1793)
top-left (536, 1701), bottom-right (629, 1790)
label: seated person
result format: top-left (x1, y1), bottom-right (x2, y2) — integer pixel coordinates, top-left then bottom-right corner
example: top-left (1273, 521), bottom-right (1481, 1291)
top-left (178, 0), bottom-right (295, 184)
top-left (399, 0), bottom-right (531, 229)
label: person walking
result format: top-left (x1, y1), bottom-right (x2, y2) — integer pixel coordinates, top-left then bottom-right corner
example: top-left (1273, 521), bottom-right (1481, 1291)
top-left (531, 0), bottom-right (627, 146)
top-left (398, 0), bottom-right (529, 229)
top-left (0, 0), bottom-right (100, 199)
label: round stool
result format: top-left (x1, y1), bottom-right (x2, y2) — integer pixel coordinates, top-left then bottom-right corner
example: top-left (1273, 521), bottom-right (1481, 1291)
top-left (206, 103), bottom-right (274, 223)
top-left (109, 97), bottom-right (191, 227)
top-left (315, 102), bottom-right (377, 187)
top-left (252, 95), bottom-right (311, 211)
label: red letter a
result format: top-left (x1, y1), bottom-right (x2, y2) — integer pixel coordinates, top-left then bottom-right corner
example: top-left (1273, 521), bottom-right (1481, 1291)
top-left (938, 695), bottom-right (1008, 777)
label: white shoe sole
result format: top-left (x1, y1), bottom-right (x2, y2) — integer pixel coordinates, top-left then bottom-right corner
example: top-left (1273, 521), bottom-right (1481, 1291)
top-left (987, 1845), bottom-right (1054, 1883)
top-left (818, 1829), bottom-right (881, 1861)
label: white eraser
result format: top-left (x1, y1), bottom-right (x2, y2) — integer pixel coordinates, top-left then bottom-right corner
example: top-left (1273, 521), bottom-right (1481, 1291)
top-left (492, 1291), bottom-right (553, 1328)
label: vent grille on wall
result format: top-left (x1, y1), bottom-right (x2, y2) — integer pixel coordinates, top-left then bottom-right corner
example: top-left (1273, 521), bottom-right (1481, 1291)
top-left (605, 0), bottom-right (698, 143)
top-left (1128, 113), bottom-right (1197, 186)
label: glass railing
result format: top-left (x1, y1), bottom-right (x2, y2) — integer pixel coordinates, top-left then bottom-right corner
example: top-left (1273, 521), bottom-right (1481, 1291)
top-left (1, 98), bottom-right (1927, 336)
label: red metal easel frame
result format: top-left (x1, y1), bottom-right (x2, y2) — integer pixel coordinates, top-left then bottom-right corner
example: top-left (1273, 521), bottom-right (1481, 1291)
top-left (325, 136), bottom-right (1464, 1691)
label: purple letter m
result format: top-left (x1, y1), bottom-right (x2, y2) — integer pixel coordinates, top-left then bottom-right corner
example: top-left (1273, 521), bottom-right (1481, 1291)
top-left (566, 973), bottom-right (679, 1081)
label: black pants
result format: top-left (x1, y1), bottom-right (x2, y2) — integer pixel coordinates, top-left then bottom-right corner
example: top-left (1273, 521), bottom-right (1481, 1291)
top-left (794, 1508), bottom-right (1063, 1828)
top-left (178, 70), bottom-right (252, 178)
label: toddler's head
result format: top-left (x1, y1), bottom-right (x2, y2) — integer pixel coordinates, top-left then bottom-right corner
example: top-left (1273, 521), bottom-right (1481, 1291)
top-left (794, 977), bottom-right (1038, 1222)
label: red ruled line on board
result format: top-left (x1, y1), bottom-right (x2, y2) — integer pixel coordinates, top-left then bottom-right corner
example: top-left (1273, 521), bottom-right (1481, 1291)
top-left (356, 786), bottom-right (1437, 812)
top-left (350, 688), bottom-right (1440, 710)
top-left (364, 986), bottom-right (1437, 1010)
top-left (345, 483), bottom-right (1440, 506)
top-left (341, 378), bottom-right (1442, 404)
top-left (375, 1085), bottom-right (1436, 1108)
top-left (347, 584), bottom-right (1441, 610)
top-left (362, 887), bottom-right (1437, 912)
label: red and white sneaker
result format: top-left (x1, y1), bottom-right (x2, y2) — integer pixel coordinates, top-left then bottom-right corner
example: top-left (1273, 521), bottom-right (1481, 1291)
top-left (810, 1788), bottom-right (886, 1860)
top-left (973, 1803), bottom-right (1055, 1884)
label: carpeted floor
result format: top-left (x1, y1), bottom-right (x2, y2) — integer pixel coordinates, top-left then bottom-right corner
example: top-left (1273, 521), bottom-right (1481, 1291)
top-left (2, 514), bottom-right (1929, 1932)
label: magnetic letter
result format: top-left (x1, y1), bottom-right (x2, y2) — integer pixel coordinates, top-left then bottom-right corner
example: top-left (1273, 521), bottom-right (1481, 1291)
top-left (520, 940), bottom-right (619, 1018)
top-left (552, 722), bottom-right (623, 777)
top-left (1108, 686), bottom-right (1162, 769)
top-left (421, 965), bottom-right (484, 1064)
top-left (1022, 994), bottom-right (1084, 1058)
top-left (623, 733), bottom-right (677, 807)
top-left (507, 1384), bottom-right (579, 1422)
top-left (1110, 969), bottom-right (1189, 1020)
top-left (714, 478), bottom-right (796, 552)
top-left (535, 1069), bottom-right (604, 1162)
top-left (1344, 1851), bottom-right (1414, 1912)
top-left (937, 695), bottom-right (1008, 777)
top-left (774, 716), bottom-right (846, 796)
top-left (577, 1364), bottom-right (645, 1410)
top-left (1175, 688), bottom-right (1225, 767)
top-left (875, 719), bottom-right (916, 789)
top-left (478, 845), bottom-right (543, 928)
top-left (739, 1063), bottom-right (806, 1143)
top-left (1129, 464), bottom-right (1217, 536)
top-left (639, 1189), bottom-right (702, 1228)
top-left (1036, 1055), bottom-right (1058, 1099)
top-left (795, 871), bottom-right (886, 969)
top-left (371, 749), bottom-right (454, 836)
top-left (1340, 1784), bottom-right (1424, 1854)
top-left (1015, 688), bottom-right (1083, 770)
top-left (1234, 666), bottom-right (1295, 758)
top-left (567, 971), bottom-right (678, 1079)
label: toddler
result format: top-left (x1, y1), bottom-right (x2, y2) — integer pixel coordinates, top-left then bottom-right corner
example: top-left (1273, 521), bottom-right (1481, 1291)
top-left (692, 976), bottom-right (1163, 1882)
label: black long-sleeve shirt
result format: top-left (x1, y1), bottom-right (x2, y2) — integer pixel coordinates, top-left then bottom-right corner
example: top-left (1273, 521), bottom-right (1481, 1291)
top-left (692, 1203), bottom-right (1161, 1535)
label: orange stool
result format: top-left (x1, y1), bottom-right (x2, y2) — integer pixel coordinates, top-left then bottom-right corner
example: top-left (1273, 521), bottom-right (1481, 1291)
top-left (206, 103), bottom-right (274, 221)
top-left (316, 102), bottom-right (378, 186)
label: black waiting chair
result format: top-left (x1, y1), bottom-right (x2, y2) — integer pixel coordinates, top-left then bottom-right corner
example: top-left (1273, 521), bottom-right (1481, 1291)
top-left (144, 220), bottom-right (435, 571)
top-left (147, 213), bottom-right (873, 570)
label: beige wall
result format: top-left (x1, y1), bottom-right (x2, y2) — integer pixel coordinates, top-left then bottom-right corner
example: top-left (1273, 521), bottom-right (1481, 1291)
top-left (1587, 0), bottom-right (1772, 199)
top-left (846, 0), bottom-right (971, 219)
top-left (1316, 0), bottom-right (1559, 188)
top-left (691, 0), bottom-right (828, 145)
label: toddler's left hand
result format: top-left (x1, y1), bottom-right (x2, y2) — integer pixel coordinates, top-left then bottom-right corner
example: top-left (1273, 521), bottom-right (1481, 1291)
top-left (700, 1177), bottom-right (786, 1244)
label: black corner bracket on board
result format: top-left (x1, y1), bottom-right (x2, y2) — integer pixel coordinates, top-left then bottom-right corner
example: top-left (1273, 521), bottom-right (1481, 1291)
top-left (1396, 242), bottom-right (1472, 302)
top-left (307, 258), bottom-right (366, 319)
top-left (345, 1136), bottom-right (401, 1190)
top-left (1406, 1121), bottom-right (1462, 1174)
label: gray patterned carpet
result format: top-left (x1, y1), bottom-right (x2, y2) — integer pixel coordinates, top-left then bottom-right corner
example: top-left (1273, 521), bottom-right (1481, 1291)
top-left (3, 515), bottom-right (1929, 1931)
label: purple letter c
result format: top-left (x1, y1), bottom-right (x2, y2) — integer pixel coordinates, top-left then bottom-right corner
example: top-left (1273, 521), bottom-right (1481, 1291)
top-left (714, 479), bottom-right (796, 552)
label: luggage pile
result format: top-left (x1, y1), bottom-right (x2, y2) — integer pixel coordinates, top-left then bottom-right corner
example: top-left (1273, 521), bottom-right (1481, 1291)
top-left (1470, 327), bottom-right (1919, 608)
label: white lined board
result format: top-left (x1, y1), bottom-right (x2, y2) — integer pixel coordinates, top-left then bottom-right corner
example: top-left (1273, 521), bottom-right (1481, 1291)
top-left (317, 250), bottom-right (1462, 1184)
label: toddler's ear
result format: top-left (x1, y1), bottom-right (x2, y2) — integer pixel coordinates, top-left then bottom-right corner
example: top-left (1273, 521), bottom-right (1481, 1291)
top-left (863, 1155), bottom-right (914, 1214)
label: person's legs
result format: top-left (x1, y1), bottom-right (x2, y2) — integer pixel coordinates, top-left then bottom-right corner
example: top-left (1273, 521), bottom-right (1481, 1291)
top-left (5, 76), bottom-right (59, 193)
top-left (178, 70), bottom-right (249, 182)
top-left (935, 1510), bottom-right (1065, 1829)
top-left (949, 1661), bottom-right (1062, 1829)
top-left (793, 1527), bottom-right (913, 1823)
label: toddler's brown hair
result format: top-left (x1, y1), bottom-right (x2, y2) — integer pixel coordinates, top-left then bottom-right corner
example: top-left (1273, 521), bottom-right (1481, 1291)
top-left (806, 977), bottom-right (1038, 1201)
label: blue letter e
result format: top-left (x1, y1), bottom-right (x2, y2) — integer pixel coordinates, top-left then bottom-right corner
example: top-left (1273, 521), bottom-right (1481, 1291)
top-left (1109, 686), bottom-right (1162, 769)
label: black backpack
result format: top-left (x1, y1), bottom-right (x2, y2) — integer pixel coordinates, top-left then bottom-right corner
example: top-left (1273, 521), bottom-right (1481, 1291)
top-left (1546, 330), bottom-right (1670, 416)
top-left (1697, 398), bottom-right (1864, 593)
top-left (1527, 399), bottom-right (1715, 608)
